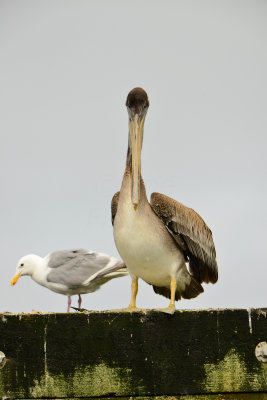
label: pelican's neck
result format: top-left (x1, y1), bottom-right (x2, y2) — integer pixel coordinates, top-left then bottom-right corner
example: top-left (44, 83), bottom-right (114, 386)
top-left (126, 141), bottom-right (132, 169)
top-left (121, 164), bottom-right (148, 206)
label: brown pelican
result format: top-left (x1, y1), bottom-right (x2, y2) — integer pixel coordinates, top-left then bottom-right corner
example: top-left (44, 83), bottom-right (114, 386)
top-left (112, 88), bottom-right (218, 314)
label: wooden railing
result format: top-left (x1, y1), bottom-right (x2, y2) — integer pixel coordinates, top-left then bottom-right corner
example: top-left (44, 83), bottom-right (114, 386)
top-left (0, 309), bottom-right (267, 399)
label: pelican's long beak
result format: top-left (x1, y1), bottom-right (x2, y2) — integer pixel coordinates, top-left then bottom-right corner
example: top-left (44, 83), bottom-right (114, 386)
top-left (129, 114), bottom-right (143, 209)
top-left (11, 272), bottom-right (21, 286)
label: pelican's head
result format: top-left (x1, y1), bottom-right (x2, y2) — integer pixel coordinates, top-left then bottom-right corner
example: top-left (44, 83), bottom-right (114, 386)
top-left (126, 88), bottom-right (149, 209)
top-left (11, 254), bottom-right (40, 285)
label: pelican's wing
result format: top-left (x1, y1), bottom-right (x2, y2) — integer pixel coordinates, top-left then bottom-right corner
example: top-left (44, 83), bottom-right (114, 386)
top-left (150, 193), bottom-right (218, 284)
top-left (47, 249), bottom-right (127, 289)
top-left (111, 191), bottom-right (120, 225)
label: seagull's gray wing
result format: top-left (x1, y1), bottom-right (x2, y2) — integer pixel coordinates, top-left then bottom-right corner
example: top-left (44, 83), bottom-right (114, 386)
top-left (46, 249), bottom-right (125, 290)
top-left (82, 260), bottom-right (127, 288)
top-left (47, 249), bottom-right (89, 268)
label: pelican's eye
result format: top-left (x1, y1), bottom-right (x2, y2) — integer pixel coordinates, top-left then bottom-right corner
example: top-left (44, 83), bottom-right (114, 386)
top-left (20, 263), bottom-right (24, 267)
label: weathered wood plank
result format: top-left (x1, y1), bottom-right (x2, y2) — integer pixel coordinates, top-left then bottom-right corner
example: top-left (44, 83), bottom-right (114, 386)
top-left (0, 309), bottom-right (267, 398)
top-left (23, 395), bottom-right (267, 400)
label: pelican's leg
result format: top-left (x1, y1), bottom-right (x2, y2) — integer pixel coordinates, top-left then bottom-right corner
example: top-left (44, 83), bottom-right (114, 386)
top-left (67, 296), bottom-right (71, 312)
top-left (129, 277), bottom-right (138, 308)
top-left (168, 277), bottom-right (177, 313)
top-left (123, 277), bottom-right (141, 312)
top-left (78, 294), bottom-right (82, 309)
top-left (155, 278), bottom-right (177, 315)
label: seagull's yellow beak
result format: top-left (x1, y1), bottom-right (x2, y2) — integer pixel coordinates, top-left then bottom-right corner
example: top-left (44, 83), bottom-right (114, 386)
top-left (11, 272), bottom-right (21, 286)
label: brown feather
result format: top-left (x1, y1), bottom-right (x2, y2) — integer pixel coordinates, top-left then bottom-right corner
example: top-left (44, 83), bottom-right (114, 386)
top-left (150, 192), bottom-right (218, 284)
top-left (111, 191), bottom-right (120, 225)
top-left (153, 285), bottom-right (181, 301)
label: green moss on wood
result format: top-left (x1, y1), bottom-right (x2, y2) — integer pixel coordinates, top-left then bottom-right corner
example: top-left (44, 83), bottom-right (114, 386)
top-left (204, 348), bottom-right (267, 392)
top-left (29, 363), bottom-right (135, 398)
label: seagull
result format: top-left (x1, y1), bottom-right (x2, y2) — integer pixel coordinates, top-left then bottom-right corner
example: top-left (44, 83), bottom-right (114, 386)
top-left (11, 249), bottom-right (127, 312)
top-left (112, 88), bottom-right (218, 314)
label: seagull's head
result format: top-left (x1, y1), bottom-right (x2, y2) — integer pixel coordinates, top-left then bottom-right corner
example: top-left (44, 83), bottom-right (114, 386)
top-left (11, 255), bottom-right (40, 285)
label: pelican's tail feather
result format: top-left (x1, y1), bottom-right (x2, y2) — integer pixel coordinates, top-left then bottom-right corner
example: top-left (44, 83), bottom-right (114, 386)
top-left (182, 275), bottom-right (204, 299)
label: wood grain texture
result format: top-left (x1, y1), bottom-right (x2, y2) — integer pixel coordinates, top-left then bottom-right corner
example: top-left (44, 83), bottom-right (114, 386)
top-left (22, 396), bottom-right (267, 400)
top-left (0, 309), bottom-right (267, 398)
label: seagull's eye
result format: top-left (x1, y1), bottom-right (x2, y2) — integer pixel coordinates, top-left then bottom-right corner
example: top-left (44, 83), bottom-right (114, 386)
top-left (20, 263), bottom-right (24, 267)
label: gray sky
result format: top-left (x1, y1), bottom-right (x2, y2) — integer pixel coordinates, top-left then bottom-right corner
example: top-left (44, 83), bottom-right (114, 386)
top-left (1, 0), bottom-right (267, 313)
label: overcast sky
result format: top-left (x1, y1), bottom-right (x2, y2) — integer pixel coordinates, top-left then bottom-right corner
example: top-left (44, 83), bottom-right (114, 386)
top-left (1, 0), bottom-right (266, 313)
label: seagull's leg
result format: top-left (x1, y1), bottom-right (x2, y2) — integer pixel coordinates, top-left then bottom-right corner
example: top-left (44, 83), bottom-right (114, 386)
top-left (155, 278), bottom-right (176, 315)
top-left (67, 296), bottom-right (71, 312)
top-left (78, 294), bottom-right (82, 309)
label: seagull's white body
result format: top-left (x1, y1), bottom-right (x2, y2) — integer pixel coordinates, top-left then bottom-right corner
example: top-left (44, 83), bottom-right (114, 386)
top-left (11, 249), bottom-right (127, 311)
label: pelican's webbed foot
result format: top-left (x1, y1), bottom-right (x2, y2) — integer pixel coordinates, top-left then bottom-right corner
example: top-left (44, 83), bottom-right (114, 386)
top-left (121, 306), bottom-right (143, 312)
top-left (154, 304), bottom-right (176, 315)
